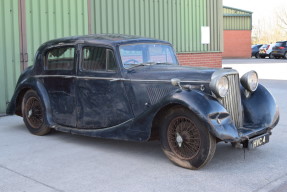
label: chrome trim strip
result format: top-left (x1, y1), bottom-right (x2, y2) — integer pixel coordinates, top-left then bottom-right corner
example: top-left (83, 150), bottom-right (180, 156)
top-left (34, 75), bottom-right (209, 83)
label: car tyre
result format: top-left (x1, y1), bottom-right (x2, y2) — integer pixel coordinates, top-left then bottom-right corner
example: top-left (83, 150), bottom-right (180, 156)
top-left (284, 52), bottom-right (287, 59)
top-left (22, 90), bottom-right (51, 136)
top-left (160, 107), bottom-right (216, 170)
top-left (255, 52), bottom-right (260, 58)
top-left (269, 53), bottom-right (274, 59)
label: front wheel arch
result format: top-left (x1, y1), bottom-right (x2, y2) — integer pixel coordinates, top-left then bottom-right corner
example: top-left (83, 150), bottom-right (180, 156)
top-left (150, 104), bottom-right (187, 140)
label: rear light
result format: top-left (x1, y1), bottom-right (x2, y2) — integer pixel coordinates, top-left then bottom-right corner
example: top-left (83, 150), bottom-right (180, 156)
top-left (279, 47), bottom-right (285, 49)
top-left (267, 45), bottom-right (270, 50)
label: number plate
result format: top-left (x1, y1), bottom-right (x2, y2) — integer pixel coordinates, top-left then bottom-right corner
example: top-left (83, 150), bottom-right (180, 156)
top-left (248, 133), bottom-right (270, 149)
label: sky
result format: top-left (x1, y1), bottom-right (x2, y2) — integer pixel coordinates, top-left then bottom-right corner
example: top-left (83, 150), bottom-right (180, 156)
top-left (223, 0), bottom-right (287, 25)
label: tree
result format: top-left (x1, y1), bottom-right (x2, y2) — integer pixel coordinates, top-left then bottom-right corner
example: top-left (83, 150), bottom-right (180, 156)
top-left (276, 7), bottom-right (287, 32)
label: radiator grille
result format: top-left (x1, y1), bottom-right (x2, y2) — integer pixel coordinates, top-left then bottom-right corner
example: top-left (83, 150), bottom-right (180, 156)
top-left (222, 74), bottom-right (243, 128)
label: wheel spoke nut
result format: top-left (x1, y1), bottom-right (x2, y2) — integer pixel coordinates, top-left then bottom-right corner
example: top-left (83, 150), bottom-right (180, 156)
top-left (28, 109), bottom-right (32, 118)
top-left (176, 132), bottom-right (183, 147)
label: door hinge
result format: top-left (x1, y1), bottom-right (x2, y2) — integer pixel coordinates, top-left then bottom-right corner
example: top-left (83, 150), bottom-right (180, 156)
top-left (20, 53), bottom-right (24, 62)
top-left (24, 53), bottom-right (28, 62)
top-left (20, 53), bottom-right (28, 62)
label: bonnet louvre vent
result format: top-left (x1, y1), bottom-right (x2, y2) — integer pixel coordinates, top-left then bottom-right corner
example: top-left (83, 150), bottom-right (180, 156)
top-left (147, 86), bottom-right (175, 104)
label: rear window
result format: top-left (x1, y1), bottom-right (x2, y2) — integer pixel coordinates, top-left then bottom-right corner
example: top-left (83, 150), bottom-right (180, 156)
top-left (252, 44), bottom-right (262, 49)
top-left (45, 46), bottom-right (75, 70)
top-left (275, 42), bottom-right (287, 47)
top-left (261, 44), bottom-right (268, 48)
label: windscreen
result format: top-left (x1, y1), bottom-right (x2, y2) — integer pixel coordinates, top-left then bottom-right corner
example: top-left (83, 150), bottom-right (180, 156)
top-left (119, 43), bottom-right (178, 69)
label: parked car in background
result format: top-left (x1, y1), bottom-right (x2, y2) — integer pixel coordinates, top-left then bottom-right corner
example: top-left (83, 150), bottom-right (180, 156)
top-left (259, 43), bottom-right (275, 59)
top-left (6, 34), bottom-right (279, 170)
top-left (272, 41), bottom-right (287, 59)
top-left (251, 44), bottom-right (263, 58)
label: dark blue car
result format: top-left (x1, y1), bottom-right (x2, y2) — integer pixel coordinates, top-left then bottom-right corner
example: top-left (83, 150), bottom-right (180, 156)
top-left (251, 44), bottom-right (263, 58)
top-left (272, 41), bottom-right (287, 59)
top-left (6, 34), bottom-right (279, 170)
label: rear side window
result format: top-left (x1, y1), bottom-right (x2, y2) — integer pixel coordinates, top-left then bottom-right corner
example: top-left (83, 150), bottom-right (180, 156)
top-left (45, 47), bottom-right (75, 70)
top-left (81, 47), bottom-right (117, 72)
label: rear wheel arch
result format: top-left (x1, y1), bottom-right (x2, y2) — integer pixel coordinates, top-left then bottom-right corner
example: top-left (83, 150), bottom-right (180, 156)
top-left (15, 88), bottom-right (31, 116)
top-left (15, 82), bottom-right (53, 126)
top-left (22, 89), bottom-right (51, 135)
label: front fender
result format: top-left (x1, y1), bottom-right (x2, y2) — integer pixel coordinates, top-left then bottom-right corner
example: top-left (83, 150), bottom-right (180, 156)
top-left (166, 90), bottom-right (240, 141)
top-left (242, 84), bottom-right (279, 128)
top-left (131, 89), bottom-right (240, 141)
top-left (6, 77), bottom-right (54, 126)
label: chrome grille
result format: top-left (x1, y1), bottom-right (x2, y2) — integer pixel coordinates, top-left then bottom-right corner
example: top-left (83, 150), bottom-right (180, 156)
top-left (222, 74), bottom-right (243, 128)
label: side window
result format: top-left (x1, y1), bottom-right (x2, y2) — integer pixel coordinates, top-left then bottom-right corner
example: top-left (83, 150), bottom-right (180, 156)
top-left (82, 47), bottom-right (117, 72)
top-left (45, 46), bottom-right (75, 70)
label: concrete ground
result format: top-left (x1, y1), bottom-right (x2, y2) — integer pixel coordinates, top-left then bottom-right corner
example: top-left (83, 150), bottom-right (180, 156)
top-left (0, 59), bottom-right (287, 192)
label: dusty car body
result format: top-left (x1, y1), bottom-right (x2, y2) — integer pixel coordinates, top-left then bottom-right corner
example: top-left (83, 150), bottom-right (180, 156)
top-left (7, 34), bottom-right (279, 169)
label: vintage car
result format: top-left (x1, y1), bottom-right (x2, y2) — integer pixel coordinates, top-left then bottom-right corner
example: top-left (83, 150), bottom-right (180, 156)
top-left (7, 34), bottom-right (279, 170)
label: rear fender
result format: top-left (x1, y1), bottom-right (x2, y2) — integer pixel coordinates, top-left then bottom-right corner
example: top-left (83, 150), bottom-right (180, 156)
top-left (6, 77), bottom-right (54, 126)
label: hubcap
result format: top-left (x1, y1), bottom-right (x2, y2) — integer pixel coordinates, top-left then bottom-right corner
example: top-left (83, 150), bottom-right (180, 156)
top-left (176, 132), bottom-right (183, 147)
top-left (25, 97), bottom-right (43, 129)
top-left (167, 116), bottom-right (201, 160)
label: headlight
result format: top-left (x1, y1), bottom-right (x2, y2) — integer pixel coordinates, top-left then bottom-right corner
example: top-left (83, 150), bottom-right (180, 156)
top-left (210, 76), bottom-right (229, 98)
top-left (240, 71), bottom-right (258, 92)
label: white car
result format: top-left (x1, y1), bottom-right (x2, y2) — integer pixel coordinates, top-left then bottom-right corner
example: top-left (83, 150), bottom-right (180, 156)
top-left (259, 43), bottom-right (276, 58)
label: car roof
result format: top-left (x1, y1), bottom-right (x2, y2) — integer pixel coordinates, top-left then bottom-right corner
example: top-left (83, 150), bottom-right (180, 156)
top-left (38, 34), bottom-right (171, 51)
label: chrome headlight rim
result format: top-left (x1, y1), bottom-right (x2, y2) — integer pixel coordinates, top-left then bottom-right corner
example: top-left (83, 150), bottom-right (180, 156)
top-left (240, 70), bottom-right (259, 92)
top-left (210, 76), bottom-right (229, 98)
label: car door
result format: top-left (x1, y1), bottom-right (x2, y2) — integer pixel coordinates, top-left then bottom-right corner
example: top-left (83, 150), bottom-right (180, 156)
top-left (41, 45), bottom-right (77, 127)
top-left (76, 45), bottom-right (133, 128)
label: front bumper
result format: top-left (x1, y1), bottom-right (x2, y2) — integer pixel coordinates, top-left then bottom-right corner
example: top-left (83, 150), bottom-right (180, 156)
top-left (259, 53), bottom-right (269, 57)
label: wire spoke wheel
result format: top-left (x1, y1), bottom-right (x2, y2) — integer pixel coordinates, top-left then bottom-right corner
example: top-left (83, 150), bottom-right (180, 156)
top-left (160, 107), bottom-right (216, 169)
top-left (25, 96), bottom-right (43, 129)
top-left (22, 90), bottom-right (50, 136)
top-left (167, 116), bottom-right (201, 160)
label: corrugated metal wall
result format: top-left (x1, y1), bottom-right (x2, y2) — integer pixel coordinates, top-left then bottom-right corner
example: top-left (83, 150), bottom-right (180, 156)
top-left (0, 0), bottom-right (21, 114)
top-left (0, 0), bottom-right (223, 113)
top-left (223, 6), bottom-right (252, 30)
top-left (0, 0), bottom-right (89, 113)
top-left (90, 0), bottom-right (223, 53)
top-left (25, 0), bottom-right (89, 66)
top-left (223, 7), bottom-right (250, 15)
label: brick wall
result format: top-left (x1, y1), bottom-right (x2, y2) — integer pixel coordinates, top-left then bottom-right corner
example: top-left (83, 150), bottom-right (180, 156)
top-left (177, 52), bottom-right (222, 68)
top-left (223, 30), bottom-right (251, 58)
